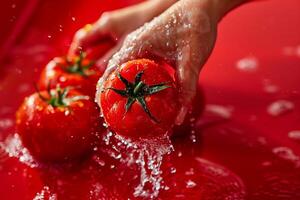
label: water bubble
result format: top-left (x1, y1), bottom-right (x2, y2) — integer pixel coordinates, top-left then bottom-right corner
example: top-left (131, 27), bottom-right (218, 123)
top-left (59, 25), bottom-right (63, 32)
top-left (170, 167), bottom-right (177, 174)
top-left (236, 56), bottom-right (258, 72)
top-left (272, 146), bottom-right (300, 167)
top-left (206, 104), bottom-right (233, 119)
top-left (186, 180), bottom-right (197, 189)
top-left (267, 100), bottom-right (294, 117)
top-left (0, 118), bottom-right (13, 130)
top-left (2, 134), bottom-right (37, 167)
top-left (288, 130), bottom-right (300, 141)
top-left (177, 151), bottom-right (183, 157)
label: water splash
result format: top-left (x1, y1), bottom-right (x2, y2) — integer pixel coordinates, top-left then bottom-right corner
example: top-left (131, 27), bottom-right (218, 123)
top-left (100, 132), bottom-right (173, 199)
top-left (1, 134), bottom-right (37, 167)
top-left (33, 186), bottom-right (57, 200)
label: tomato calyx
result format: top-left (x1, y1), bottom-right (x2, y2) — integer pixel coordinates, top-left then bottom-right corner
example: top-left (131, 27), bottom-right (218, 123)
top-left (106, 71), bottom-right (171, 122)
top-left (35, 84), bottom-right (89, 108)
top-left (64, 52), bottom-right (95, 77)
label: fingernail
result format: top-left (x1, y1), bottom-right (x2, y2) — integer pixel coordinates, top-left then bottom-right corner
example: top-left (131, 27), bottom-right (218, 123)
top-left (83, 24), bottom-right (93, 32)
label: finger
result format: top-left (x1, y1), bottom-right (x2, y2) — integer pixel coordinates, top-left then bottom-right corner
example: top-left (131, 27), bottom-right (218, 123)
top-left (175, 45), bottom-right (201, 125)
top-left (69, 15), bottom-right (112, 56)
top-left (95, 37), bottom-right (125, 70)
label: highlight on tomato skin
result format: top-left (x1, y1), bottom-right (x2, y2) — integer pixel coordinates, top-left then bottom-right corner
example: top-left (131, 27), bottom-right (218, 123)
top-left (38, 53), bottom-right (104, 98)
top-left (15, 86), bottom-right (104, 162)
top-left (99, 59), bottom-right (180, 139)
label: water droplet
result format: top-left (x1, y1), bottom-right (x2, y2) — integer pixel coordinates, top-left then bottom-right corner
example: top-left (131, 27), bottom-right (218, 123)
top-left (1, 134), bottom-right (37, 167)
top-left (170, 167), bottom-right (177, 174)
top-left (206, 104), bottom-right (233, 119)
top-left (72, 17), bottom-right (76, 21)
top-left (186, 180), bottom-right (197, 189)
top-left (236, 56), bottom-right (258, 72)
top-left (11, 4), bottom-right (16, 9)
top-left (185, 168), bottom-right (195, 175)
top-left (288, 130), bottom-right (300, 141)
top-left (0, 118), bottom-right (13, 130)
top-left (267, 100), bottom-right (294, 116)
top-left (177, 151), bottom-right (183, 157)
top-left (263, 80), bottom-right (279, 94)
top-left (59, 25), bottom-right (63, 32)
top-left (272, 146), bottom-right (300, 167)
top-left (48, 35), bottom-right (52, 39)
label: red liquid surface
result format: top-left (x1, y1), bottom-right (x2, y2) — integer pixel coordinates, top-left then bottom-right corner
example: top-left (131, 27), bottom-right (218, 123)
top-left (0, 0), bottom-right (300, 199)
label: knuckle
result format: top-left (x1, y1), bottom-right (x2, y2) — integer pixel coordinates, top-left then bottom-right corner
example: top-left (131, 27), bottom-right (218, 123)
top-left (98, 12), bottom-right (114, 29)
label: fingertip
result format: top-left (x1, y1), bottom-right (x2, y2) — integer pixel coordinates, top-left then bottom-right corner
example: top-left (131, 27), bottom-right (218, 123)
top-left (175, 106), bottom-right (188, 125)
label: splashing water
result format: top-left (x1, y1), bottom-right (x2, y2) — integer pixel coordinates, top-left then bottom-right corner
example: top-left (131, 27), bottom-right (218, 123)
top-left (100, 131), bottom-right (173, 199)
top-left (33, 186), bottom-right (57, 200)
top-left (1, 134), bottom-right (37, 167)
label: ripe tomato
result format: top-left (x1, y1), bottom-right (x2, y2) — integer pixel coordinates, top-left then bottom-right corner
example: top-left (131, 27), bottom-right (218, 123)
top-left (38, 53), bottom-right (103, 97)
top-left (16, 86), bottom-right (102, 162)
top-left (99, 59), bottom-right (179, 139)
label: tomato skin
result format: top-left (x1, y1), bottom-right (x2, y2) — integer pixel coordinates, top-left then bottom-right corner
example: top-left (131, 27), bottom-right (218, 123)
top-left (99, 59), bottom-right (179, 139)
top-left (38, 57), bottom-right (103, 97)
top-left (16, 89), bottom-right (102, 162)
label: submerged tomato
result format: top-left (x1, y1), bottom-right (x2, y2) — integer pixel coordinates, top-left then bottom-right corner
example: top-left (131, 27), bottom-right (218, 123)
top-left (38, 53), bottom-right (103, 97)
top-left (99, 59), bottom-right (179, 139)
top-left (16, 87), bottom-right (102, 162)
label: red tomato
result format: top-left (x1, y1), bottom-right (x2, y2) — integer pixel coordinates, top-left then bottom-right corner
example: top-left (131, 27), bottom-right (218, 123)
top-left (16, 87), bottom-right (102, 162)
top-left (38, 53), bottom-right (103, 97)
top-left (99, 59), bottom-right (179, 139)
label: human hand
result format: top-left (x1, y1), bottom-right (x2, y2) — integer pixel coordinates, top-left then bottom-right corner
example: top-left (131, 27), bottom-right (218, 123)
top-left (97, 0), bottom-right (218, 125)
top-left (68, 0), bottom-right (177, 66)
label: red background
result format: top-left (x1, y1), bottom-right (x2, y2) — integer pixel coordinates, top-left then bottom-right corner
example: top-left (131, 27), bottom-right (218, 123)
top-left (0, 0), bottom-right (300, 199)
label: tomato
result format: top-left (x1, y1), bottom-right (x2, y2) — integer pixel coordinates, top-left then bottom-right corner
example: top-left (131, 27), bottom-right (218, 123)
top-left (16, 86), bottom-right (102, 162)
top-left (38, 53), bottom-right (103, 97)
top-left (99, 59), bottom-right (179, 139)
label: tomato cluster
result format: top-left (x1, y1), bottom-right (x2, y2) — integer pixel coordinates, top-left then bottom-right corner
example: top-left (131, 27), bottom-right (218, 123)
top-left (16, 55), bottom-right (205, 162)
top-left (16, 54), bottom-right (105, 162)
